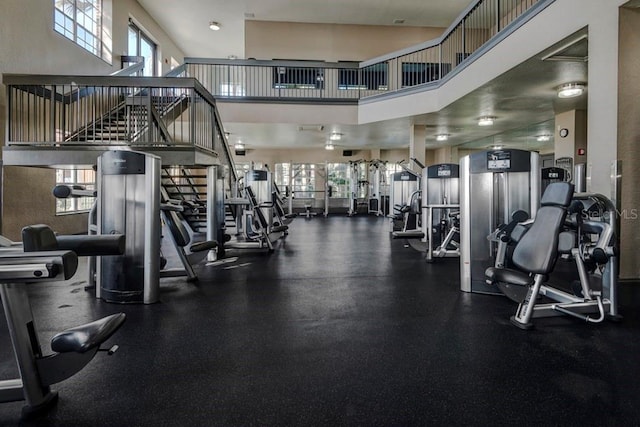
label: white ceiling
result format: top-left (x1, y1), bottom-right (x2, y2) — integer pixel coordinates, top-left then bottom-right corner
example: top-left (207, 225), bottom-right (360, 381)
top-left (136, 0), bottom-right (588, 153)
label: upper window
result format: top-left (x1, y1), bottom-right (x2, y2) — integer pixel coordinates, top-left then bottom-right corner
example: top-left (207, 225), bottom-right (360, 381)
top-left (54, 0), bottom-right (103, 58)
top-left (128, 20), bottom-right (157, 77)
top-left (272, 67), bottom-right (324, 90)
top-left (339, 63), bottom-right (388, 91)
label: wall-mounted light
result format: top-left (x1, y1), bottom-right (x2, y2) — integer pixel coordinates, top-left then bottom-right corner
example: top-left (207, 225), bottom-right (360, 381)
top-left (478, 116), bottom-right (495, 126)
top-left (436, 134), bottom-right (449, 141)
top-left (325, 142), bottom-right (335, 150)
top-left (536, 134), bottom-right (551, 142)
top-left (209, 21), bottom-right (221, 31)
top-left (557, 83), bottom-right (584, 98)
top-left (329, 132), bottom-right (342, 141)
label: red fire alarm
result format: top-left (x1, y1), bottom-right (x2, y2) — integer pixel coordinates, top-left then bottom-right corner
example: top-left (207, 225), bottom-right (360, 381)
top-left (577, 148), bottom-right (585, 156)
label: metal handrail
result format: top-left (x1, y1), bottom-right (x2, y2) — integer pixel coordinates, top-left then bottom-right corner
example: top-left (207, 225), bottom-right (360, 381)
top-left (182, 0), bottom-right (553, 102)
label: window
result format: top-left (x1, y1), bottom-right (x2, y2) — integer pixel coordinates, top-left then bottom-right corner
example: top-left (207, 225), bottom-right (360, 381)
top-left (339, 63), bottom-right (388, 90)
top-left (326, 163), bottom-right (350, 198)
top-left (402, 62), bottom-right (440, 87)
top-left (55, 169), bottom-right (96, 214)
top-left (272, 67), bottom-right (324, 89)
top-left (54, 0), bottom-right (103, 57)
top-left (128, 20), bottom-right (157, 76)
top-left (291, 164), bottom-right (316, 198)
top-left (274, 163), bottom-right (291, 190)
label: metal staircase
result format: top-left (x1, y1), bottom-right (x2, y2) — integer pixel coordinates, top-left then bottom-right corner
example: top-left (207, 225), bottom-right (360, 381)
top-left (3, 65), bottom-right (240, 244)
top-left (161, 167), bottom-right (209, 232)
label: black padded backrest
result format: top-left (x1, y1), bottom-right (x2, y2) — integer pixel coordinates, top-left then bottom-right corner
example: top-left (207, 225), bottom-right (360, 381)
top-left (245, 186), bottom-right (269, 229)
top-left (511, 205), bottom-right (567, 274)
top-left (22, 224), bottom-right (59, 252)
top-left (541, 182), bottom-right (574, 207)
top-left (165, 209), bottom-right (190, 247)
top-left (272, 192), bottom-right (285, 217)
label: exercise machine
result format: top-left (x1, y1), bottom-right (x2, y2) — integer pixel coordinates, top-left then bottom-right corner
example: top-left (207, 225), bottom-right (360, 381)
top-left (422, 163), bottom-right (460, 262)
top-left (388, 169), bottom-right (420, 232)
top-left (159, 200), bottom-right (218, 282)
top-left (0, 248), bottom-right (125, 417)
top-left (460, 149), bottom-right (540, 294)
top-left (347, 160), bottom-right (368, 216)
top-left (368, 160), bottom-right (388, 216)
top-left (97, 150), bottom-right (161, 304)
top-left (485, 183), bottom-right (620, 329)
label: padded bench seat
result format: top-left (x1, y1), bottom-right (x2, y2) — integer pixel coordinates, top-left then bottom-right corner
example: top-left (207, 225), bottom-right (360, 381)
top-left (392, 230), bottom-right (425, 239)
top-left (51, 313), bottom-right (126, 354)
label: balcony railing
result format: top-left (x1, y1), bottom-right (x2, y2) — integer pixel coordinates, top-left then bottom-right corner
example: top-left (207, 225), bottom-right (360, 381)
top-left (3, 74), bottom-right (238, 181)
top-left (174, 0), bottom-right (550, 102)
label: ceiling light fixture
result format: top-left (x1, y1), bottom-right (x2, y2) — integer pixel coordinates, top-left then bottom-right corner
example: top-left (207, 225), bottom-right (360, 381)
top-left (557, 83), bottom-right (584, 98)
top-left (209, 21), bottom-right (221, 31)
top-left (325, 142), bottom-right (335, 151)
top-left (436, 134), bottom-right (449, 141)
top-left (536, 134), bottom-right (551, 142)
top-left (491, 145), bottom-right (503, 150)
top-left (234, 142), bottom-right (245, 150)
top-left (478, 116), bottom-right (495, 126)
top-left (329, 132), bottom-right (342, 141)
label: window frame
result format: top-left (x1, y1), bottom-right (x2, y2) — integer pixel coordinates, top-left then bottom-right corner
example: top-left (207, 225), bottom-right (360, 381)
top-left (55, 169), bottom-right (96, 215)
top-left (54, 0), bottom-right (104, 59)
top-left (128, 19), bottom-right (158, 77)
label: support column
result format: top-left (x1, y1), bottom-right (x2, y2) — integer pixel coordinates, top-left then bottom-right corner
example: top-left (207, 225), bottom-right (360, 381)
top-left (617, 6), bottom-right (640, 279)
top-left (587, 6), bottom-right (619, 196)
top-left (434, 146), bottom-right (459, 164)
top-left (409, 125), bottom-right (426, 171)
top-left (554, 110), bottom-right (587, 169)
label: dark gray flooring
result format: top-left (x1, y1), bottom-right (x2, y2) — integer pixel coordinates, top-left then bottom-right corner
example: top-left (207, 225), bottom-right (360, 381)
top-left (1, 216), bottom-right (640, 426)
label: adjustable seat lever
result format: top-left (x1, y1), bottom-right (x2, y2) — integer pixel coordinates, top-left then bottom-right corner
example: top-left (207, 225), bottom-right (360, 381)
top-left (99, 344), bottom-right (119, 355)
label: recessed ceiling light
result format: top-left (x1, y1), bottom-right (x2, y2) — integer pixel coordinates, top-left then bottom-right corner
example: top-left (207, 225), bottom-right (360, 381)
top-left (557, 83), bottom-right (584, 98)
top-left (329, 132), bottom-right (342, 141)
top-left (478, 116), bottom-right (495, 126)
top-left (325, 142), bottom-right (335, 151)
top-left (436, 134), bottom-right (449, 141)
top-left (536, 134), bottom-right (551, 142)
top-left (209, 21), bottom-right (221, 31)
top-left (234, 142), bottom-right (245, 150)
top-left (491, 145), bottom-right (503, 150)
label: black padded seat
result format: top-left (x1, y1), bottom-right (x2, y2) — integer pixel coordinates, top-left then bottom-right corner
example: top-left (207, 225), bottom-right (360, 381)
top-left (22, 224), bottom-right (58, 252)
top-left (485, 267), bottom-right (534, 287)
top-left (271, 225), bottom-right (289, 233)
top-left (51, 313), bottom-right (126, 354)
top-left (392, 230), bottom-right (425, 239)
top-left (165, 209), bottom-right (218, 253)
top-left (190, 240), bottom-right (218, 252)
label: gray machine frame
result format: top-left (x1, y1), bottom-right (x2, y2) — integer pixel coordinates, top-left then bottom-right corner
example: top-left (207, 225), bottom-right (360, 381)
top-left (460, 149), bottom-right (540, 294)
top-left (422, 163), bottom-right (460, 262)
top-left (97, 150), bottom-right (161, 304)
